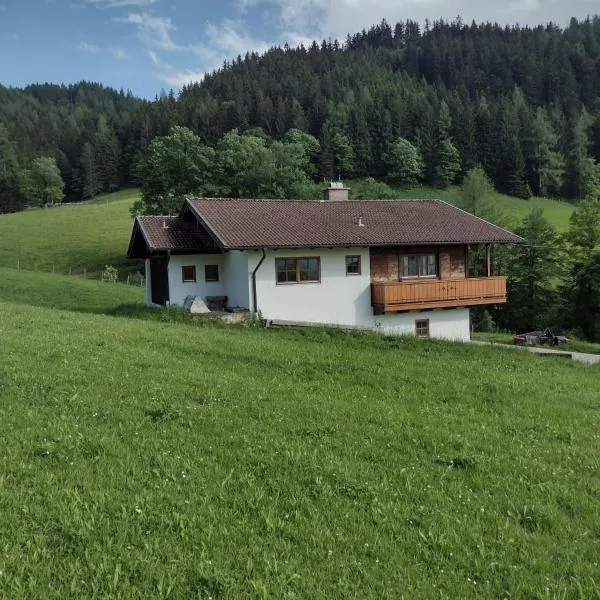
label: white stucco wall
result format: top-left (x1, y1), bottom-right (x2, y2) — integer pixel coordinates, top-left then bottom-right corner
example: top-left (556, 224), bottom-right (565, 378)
top-left (223, 251), bottom-right (250, 308)
top-left (248, 247), bottom-right (372, 324)
top-left (155, 248), bottom-right (470, 341)
top-left (166, 254), bottom-right (226, 306)
top-left (248, 248), bottom-right (471, 341)
top-left (374, 308), bottom-right (471, 341)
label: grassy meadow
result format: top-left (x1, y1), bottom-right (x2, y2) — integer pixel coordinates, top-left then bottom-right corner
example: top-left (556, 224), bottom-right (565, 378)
top-left (369, 184), bottom-right (575, 232)
top-left (0, 186), bottom-right (593, 598)
top-left (0, 269), bottom-right (599, 598)
top-left (0, 188), bottom-right (140, 276)
top-left (0, 184), bottom-right (574, 283)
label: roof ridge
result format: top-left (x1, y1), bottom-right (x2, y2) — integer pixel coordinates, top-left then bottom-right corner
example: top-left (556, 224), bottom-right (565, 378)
top-left (190, 197), bottom-right (442, 203)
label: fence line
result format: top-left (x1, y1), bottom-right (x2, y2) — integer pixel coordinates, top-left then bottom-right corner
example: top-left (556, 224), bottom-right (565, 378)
top-left (9, 259), bottom-right (145, 287)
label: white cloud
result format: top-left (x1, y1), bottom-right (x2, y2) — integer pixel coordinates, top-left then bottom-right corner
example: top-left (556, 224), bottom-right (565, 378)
top-left (118, 11), bottom-right (179, 51)
top-left (237, 0), bottom-right (586, 42)
top-left (85, 0), bottom-right (158, 7)
top-left (192, 20), bottom-right (272, 63)
top-left (160, 69), bottom-right (206, 87)
top-left (78, 40), bottom-right (101, 53)
top-left (77, 40), bottom-right (129, 59)
top-left (148, 49), bottom-right (173, 69)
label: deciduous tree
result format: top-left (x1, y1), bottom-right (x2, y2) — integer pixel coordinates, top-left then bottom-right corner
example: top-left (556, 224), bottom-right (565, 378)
top-left (385, 138), bottom-right (423, 185)
top-left (25, 157), bottom-right (65, 206)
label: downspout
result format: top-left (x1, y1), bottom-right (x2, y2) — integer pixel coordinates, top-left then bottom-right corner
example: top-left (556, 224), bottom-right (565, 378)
top-left (251, 249), bottom-right (267, 317)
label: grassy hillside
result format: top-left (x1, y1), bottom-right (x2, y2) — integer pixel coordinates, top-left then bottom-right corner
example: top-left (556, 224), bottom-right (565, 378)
top-left (0, 186), bottom-right (574, 284)
top-left (370, 184), bottom-right (575, 232)
top-left (0, 189), bottom-right (140, 276)
top-left (0, 267), bottom-right (144, 313)
top-left (0, 268), bottom-right (599, 598)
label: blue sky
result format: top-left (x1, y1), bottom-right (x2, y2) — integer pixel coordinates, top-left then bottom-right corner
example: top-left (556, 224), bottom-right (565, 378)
top-left (0, 0), bottom-right (598, 98)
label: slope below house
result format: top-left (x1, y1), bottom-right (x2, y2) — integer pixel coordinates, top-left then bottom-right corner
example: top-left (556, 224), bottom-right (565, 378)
top-left (128, 184), bottom-right (522, 341)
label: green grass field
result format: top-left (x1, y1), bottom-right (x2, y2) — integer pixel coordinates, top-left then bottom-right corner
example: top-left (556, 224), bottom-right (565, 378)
top-left (382, 185), bottom-right (575, 232)
top-left (0, 189), bottom-right (141, 276)
top-left (1, 269), bottom-right (600, 598)
top-left (0, 185), bottom-right (575, 285)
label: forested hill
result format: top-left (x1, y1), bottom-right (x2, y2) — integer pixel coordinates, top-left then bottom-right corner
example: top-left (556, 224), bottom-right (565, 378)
top-left (182, 18), bottom-right (600, 199)
top-left (0, 82), bottom-right (144, 207)
top-left (2, 17), bottom-right (600, 212)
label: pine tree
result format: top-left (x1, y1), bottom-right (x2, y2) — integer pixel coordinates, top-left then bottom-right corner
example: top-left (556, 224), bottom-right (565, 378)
top-left (79, 142), bottom-right (101, 199)
top-left (433, 101), bottom-right (461, 188)
top-left (319, 125), bottom-right (335, 180)
top-left (0, 125), bottom-right (26, 213)
top-left (563, 111), bottom-right (594, 200)
top-left (525, 108), bottom-right (565, 197)
top-left (94, 116), bottom-right (121, 193)
top-left (570, 252), bottom-right (600, 341)
top-left (503, 209), bottom-right (563, 331)
top-left (503, 135), bottom-right (531, 199)
top-left (349, 108), bottom-right (372, 178)
top-left (331, 132), bottom-right (354, 179)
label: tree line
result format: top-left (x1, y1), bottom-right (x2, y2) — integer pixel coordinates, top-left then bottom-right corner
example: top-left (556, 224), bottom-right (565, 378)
top-left (455, 168), bottom-right (600, 342)
top-left (3, 17), bottom-right (600, 213)
top-left (133, 126), bottom-right (600, 343)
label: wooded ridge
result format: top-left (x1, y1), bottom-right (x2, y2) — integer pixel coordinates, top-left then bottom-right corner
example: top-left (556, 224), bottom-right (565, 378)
top-left (2, 16), bottom-right (600, 212)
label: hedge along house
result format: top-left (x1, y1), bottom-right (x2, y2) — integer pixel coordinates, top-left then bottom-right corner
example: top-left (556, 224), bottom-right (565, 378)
top-left (128, 184), bottom-right (522, 341)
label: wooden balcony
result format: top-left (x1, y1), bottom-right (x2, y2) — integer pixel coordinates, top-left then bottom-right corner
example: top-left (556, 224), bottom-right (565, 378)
top-left (371, 276), bottom-right (507, 314)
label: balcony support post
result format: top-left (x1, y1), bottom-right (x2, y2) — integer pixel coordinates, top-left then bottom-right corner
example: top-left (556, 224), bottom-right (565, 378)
top-left (486, 244), bottom-right (491, 277)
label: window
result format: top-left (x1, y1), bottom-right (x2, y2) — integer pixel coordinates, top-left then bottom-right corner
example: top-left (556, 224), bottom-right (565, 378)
top-left (415, 319), bottom-right (430, 338)
top-left (181, 265), bottom-right (196, 282)
top-left (276, 257), bottom-right (320, 284)
top-left (205, 264), bottom-right (219, 282)
top-left (345, 255), bottom-right (361, 275)
top-left (400, 254), bottom-right (437, 278)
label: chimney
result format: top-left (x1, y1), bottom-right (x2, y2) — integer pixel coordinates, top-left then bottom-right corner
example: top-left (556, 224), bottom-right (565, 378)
top-left (324, 181), bottom-right (350, 202)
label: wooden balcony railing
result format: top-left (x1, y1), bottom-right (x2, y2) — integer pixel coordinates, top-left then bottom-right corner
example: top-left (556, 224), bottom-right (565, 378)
top-left (371, 276), bottom-right (507, 314)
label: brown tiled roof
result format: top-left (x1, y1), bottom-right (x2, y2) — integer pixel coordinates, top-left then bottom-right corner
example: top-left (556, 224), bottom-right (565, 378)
top-left (186, 198), bottom-right (522, 249)
top-left (135, 216), bottom-right (216, 251)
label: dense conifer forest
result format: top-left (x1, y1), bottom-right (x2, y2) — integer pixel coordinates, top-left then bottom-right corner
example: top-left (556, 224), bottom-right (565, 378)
top-left (2, 16), bottom-right (600, 212)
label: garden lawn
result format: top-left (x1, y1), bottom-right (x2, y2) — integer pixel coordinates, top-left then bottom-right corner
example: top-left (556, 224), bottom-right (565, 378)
top-left (0, 290), bottom-right (599, 598)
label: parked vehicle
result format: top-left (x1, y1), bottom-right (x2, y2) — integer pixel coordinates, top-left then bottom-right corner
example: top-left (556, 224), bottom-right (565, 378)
top-left (513, 329), bottom-right (569, 346)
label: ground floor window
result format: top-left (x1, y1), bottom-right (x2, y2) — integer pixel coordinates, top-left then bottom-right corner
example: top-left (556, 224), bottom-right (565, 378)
top-left (345, 255), bottom-right (361, 275)
top-left (181, 265), bottom-right (196, 282)
top-left (415, 319), bottom-right (430, 338)
top-left (276, 257), bottom-right (320, 284)
top-left (400, 254), bottom-right (437, 278)
top-left (205, 264), bottom-right (219, 282)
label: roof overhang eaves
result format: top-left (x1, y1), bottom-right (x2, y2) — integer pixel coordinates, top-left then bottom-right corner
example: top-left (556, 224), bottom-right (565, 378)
top-left (127, 218), bottom-right (146, 259)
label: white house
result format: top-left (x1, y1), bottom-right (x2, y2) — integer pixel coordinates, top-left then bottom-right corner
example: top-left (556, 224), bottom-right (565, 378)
top-left (127, 184), bottom-right (522, 341)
